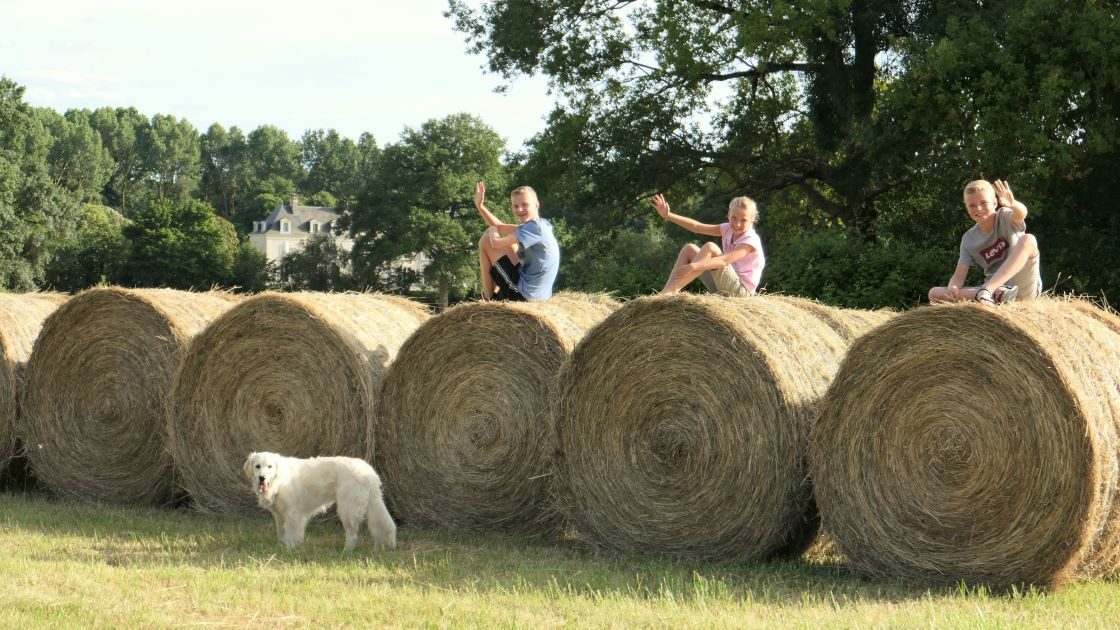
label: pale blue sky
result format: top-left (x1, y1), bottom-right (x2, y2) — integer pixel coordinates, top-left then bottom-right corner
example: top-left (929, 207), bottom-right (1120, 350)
top-left (1, 0), bottom-right (554, 150)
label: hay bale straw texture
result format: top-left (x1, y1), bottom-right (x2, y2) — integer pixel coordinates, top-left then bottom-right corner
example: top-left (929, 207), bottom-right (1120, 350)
top-left (769, 295), bottom-right (894, 341)
top-left (169, 292), bottom-right (430, 514)
top-left (555, 294), bottom-right (883, 560)
top-left (811, 298), bottom-right (1120, 588)
top-left (0, 293), bottom-right (68, 472)
top-left (376, 293), bottom-right (618, 534)
top-left (21, 288), bottom-right (238, 505)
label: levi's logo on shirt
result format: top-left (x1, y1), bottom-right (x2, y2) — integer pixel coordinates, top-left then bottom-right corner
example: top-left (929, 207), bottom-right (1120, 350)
top-left (981, 237), bottom-right (1009, 264)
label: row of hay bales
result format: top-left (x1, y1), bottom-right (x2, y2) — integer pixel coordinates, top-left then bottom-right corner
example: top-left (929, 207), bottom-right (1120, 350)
top-left (2, 287), bottom-right (1119, 588)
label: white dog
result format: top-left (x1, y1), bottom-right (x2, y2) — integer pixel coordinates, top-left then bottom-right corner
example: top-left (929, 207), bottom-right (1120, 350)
top-left (243, 452), bottom-right (397, 551)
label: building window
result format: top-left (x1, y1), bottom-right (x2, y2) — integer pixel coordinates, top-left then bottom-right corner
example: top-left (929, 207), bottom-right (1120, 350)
top-left (283, 241), bottom-right (290, 254)
top-left (280, 220), bottom-right (290, 234)
top-left (310, 221), bottom-right (320, 234)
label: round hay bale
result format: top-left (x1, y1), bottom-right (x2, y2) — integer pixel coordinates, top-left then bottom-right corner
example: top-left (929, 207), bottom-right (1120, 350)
top-left (0, 293), bottom-right (68, 474)
top-left (1062, 295), bottom-right (1120, 334)
top-left (834, 306), bottom-right (895, 333)
top-left (169, 292), bottom-right (430, 514)
top-left (554, 294), bottom-right (852, 560)
top-left (376, 292), bottom-right (618, 534)
top-left (21, 288), bottom-right (238, 505)
top-left (811, 299), bottom-right (1120, 587)
top-left (768, 295), bottom-right (894, 341)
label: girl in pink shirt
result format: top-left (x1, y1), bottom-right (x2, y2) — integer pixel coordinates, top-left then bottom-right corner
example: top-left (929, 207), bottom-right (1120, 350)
top-left (653, 194), bottom-right (766, 296)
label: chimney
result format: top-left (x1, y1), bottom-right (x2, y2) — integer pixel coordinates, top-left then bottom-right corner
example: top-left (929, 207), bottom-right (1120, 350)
top-left (290, 193), bottom-right (299, 208)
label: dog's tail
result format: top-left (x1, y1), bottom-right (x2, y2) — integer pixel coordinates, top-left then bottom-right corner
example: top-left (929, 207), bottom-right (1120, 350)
top-left (367, 475), bottom-right (397, 549)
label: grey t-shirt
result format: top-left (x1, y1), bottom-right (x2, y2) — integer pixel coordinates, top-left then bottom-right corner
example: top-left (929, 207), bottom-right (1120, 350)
top-left (958, 207), bottom-right (1042, 298)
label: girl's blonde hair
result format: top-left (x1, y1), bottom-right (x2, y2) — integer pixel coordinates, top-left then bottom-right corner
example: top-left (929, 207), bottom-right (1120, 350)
top-left (728, 196), bottom-right (759, 226)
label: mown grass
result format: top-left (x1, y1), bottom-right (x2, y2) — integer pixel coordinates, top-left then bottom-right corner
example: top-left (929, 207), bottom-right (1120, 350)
top-left (1, 491), bottom-right (1117, 628)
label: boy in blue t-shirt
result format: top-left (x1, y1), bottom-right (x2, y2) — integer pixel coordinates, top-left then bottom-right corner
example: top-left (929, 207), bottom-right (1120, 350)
top-left (474, 181), bottom-right (560, 301)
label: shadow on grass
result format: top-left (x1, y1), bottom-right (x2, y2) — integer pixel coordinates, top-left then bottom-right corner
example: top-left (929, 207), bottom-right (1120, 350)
top-left (0, 491), bottom-right (1033, 607)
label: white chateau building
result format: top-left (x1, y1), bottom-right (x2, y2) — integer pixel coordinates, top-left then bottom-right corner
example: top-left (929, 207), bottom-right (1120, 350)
top-left (248, 194), bottom-right (354, 262)
top-left (247, 194), bottom-right (430, 282)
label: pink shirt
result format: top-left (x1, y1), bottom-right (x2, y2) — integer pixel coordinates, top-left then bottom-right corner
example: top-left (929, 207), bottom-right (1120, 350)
top-left (720, 223), bottom-right (765, 293)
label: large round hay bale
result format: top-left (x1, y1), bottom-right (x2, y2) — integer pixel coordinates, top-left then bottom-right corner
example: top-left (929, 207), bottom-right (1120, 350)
top-left (811, 299), bottom-right (1120, 587)
top-left (21, 288), bottom-right (238, 505)
top-left (554, 294), bottom-right (866, 560)
top-left (0, 293), bottom-right (68, 474)
top-left (169, 292), bottom-right (430, 514)
top-left (376, 292), bottom-right (618, 534)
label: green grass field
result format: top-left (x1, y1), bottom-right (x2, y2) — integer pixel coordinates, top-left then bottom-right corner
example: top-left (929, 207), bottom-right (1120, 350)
top-left (1, 492), bottom-right (1117, 628)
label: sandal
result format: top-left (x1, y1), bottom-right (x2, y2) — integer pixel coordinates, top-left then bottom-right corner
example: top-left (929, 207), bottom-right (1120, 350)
top-left (974, 287), bottom-right (995, 305)
top-left (993, 284), bottom-right (1019, 304)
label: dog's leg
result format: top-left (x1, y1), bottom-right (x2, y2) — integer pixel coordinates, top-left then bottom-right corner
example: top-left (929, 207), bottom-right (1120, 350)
top-left (366, 485), bottom-right (397, 550)
top-left (270, 509), bottom-right (287, 546)
top-left (339, 503), bottom-right (362, 552)
top-left (286, 515), bottom-right (309, 549)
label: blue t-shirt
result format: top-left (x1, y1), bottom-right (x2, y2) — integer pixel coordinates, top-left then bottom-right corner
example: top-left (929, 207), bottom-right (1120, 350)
top-left (514, 218), bottom-right (560, 300)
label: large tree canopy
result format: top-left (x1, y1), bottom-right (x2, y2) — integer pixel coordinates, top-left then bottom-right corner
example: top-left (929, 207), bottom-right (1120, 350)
top-left (0, 77), bottom-right (83, 290)
top-left (449, 0), bottom-right (949, 233)
top-left (449, 0), bottom-right (1120, 301)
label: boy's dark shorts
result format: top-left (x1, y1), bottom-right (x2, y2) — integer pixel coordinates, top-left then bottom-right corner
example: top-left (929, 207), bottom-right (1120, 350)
top-left (489, 256), bottom-right (527, 302)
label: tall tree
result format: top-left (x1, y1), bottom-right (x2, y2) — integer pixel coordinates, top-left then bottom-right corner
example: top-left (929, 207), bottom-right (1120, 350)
top-left (300, 129), bottom-right (361, 208)
top-left (246, 125), bottom-right (301, 184)
top-left (34, 108), bottom-right (114, 203)
top-left (119, 198), bottom-right (235, 289)
top-left (89, 106), bottom-right (150, 215)
top-left (449, 0), bottom-right (944, 236)
top-left (140, 114), bottom-right (201, 202)
top-left (44, 203), bottom-right (129, 291)
top-left (231, 175), bottom-right (297, 233)
top-left (352, 113), bottom-right (507, 309)
top-left (0, 76), bottom-right (83, 289)
top-left (200, 123), bottom-right (253, 219)
top-left (277, 233), bottom-right (353, 291)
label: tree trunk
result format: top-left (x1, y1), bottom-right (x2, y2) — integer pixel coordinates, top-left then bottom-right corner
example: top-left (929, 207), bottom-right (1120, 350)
top-left (438, 275), bottom-right (450, 312)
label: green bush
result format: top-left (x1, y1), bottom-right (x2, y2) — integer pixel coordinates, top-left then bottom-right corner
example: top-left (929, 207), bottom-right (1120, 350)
top-left (763, 230), bottom-right (959, 309)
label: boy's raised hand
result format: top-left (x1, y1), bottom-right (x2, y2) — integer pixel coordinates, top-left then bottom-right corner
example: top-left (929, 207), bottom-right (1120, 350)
top-left (993, 180), bottom-right (1015, 208)
top-left (474, 180), bottom-right (487, 209)
top-left (652, 194), bottom-right (671, 219)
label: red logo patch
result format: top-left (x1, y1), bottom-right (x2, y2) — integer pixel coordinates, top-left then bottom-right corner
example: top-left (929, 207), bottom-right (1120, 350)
top-left (981, 238), bottom-right (1009, 265)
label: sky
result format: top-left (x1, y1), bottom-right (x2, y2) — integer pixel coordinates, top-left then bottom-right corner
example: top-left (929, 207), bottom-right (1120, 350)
top-left (1, 0), bottom-right (556, 150)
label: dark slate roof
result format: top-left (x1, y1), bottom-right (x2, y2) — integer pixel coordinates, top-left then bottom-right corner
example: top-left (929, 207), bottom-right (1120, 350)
top-left (260, 204), bottom-right (342, 234)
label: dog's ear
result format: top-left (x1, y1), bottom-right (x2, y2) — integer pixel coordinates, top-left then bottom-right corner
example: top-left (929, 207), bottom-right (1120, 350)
top-left (243, 453), bottom-right (256, 480)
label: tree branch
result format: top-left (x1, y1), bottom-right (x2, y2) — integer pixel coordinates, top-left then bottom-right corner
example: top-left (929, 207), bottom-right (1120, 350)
top-left (681, 0), bottom-right (737, 16)
top-left (696, 62), bottom-right (816, 82)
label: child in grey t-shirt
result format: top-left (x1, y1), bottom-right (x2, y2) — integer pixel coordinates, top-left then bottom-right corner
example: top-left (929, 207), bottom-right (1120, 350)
top-left (928, 179), bottom-right (1041, 305)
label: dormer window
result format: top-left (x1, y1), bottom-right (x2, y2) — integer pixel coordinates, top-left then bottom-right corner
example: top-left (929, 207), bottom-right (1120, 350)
top-left (309, 220), bottom-right (321, 234)
top-left (280, 219), bottom-right (291, 234)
